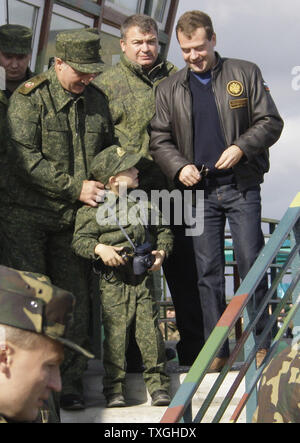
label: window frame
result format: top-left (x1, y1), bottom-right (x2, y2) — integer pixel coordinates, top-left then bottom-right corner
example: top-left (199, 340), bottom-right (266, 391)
top-left (0, 0), bottom-right (45, 70)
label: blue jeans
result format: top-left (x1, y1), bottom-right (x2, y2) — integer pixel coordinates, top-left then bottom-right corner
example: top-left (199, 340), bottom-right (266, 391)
top-left (192, 184), bottom-right (270, 357)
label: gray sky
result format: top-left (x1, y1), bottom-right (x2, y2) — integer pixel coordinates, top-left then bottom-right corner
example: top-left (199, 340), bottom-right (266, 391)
top-left (167, 0), bottom-right (300, 220)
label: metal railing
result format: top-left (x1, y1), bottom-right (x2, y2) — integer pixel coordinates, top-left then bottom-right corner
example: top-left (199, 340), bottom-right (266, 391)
top-left (160, 193), bottom-right (300, 423)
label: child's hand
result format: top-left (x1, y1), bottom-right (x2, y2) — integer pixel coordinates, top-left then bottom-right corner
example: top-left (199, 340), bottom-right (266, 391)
top-left (95, 244), bottom-right (125, 267)
top-left (149, 250), bottom-right (166, 272)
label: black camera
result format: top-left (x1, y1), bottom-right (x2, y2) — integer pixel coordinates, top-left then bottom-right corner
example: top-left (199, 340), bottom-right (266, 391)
top-left (132, 241), bottom-right (155, 276)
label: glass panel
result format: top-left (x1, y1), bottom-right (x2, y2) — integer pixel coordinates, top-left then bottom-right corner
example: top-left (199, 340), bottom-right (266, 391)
top-left (108, 0), bottom-right (140, 13)
top-left (152, 0), bottom-right (167, 23)
top-left (7, 0), bottom-right (38, 29)
top-left (99, 31), bottom-right (122, 69)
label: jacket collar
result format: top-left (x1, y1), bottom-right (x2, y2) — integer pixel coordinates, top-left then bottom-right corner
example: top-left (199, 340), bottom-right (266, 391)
top-left (120, 53), bottom-right (173, 84)
top-left (181, 51), bottom-right (223, 87)
top-left (47, 67), bottom-right (85, 113)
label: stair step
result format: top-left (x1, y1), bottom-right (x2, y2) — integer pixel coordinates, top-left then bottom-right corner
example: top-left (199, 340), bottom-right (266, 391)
top-left (60, 360), bottom-right (246, 423)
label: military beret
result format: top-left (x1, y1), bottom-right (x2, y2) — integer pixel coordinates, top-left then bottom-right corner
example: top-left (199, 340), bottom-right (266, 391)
top-left (90, 145), bottom-right (141, 185)
top-left (0, 24), bottom-right (32, 55)
top-left (0, 265), bottom-right (93, 358)
top-left (56, 29), bottom-right (104, 74)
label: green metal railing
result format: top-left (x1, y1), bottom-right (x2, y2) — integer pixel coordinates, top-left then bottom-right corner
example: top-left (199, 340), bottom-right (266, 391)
top-left (160, 193), bottom-right (300, 423)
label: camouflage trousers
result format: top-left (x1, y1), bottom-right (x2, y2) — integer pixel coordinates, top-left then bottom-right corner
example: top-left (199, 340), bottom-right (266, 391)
top-left (100, 268), bottom-right (170, 397)
top-left (0, 205), bottom-right (91, 396)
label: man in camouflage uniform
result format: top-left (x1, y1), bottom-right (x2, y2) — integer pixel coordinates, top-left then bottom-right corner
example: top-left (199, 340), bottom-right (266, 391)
top-left (0, 24), bottom-right (34, 98)
top-left (253, 342), bottom-right (300, 423)
top-left (72, 146), bottom-right (173, 407)
top-left (0, 25), bottom-right (34, 260)
top-left (0, 265), bottom-right (93, 423)
top-left (94, 13), bottom-right (177, 193)
top-left (3, 30), bottom-right (113, 410)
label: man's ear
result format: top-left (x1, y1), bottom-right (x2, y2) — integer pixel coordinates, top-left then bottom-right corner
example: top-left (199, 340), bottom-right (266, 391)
top-left (0, 343), bottom-right (13, 376)
top-left (120, 39), bottom-right (126, 53)
top-left (108, 176), bottom-right (117, 188)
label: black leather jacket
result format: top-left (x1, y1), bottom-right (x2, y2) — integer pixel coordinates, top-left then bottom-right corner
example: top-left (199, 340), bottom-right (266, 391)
top-left (150, 53), bottom-right (284, 191)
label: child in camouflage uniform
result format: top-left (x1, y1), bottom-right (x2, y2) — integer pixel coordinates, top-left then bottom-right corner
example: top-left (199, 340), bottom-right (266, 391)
top-left (72, 146), bottom-right (173, 408)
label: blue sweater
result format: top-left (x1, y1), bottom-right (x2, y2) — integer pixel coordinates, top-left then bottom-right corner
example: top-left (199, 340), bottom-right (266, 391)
top-left (189, 71), bottom-right (234, 186)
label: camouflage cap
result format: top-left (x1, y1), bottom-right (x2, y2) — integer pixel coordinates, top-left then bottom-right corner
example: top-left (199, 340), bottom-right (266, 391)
top-left (0, 24), bottom-right (32, 55)
top-left (90, 145), bottom-right (141, 185)
top-left (56, 29), bottom-right (104, 74)
top-left (0, 266), bottom-right (94, 358)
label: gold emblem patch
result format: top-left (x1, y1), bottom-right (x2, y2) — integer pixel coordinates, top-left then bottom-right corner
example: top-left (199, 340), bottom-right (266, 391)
top-left (25, 81), bottom-right (34, 88)
top-left (227, 81), bottom-right (244, 97)
top-left (117, 147), bottom-right (126, 157)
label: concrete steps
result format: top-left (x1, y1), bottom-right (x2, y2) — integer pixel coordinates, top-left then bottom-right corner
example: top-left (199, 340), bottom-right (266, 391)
top-left (60, 359), bottom-right (246, 423)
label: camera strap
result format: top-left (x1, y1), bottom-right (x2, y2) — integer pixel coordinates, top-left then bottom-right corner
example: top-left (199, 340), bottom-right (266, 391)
top-left (113, 194), bottom-right (152, 251)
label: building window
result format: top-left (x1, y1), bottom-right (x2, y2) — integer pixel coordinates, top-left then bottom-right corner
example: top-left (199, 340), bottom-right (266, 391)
top-left (2, 0), bottom-right (45, 70)
top-left (152, 0), bottom-right (168, 23)
top-left (106, 0), bottom-right (145, 15)
top-left (147, 0), bottom-right (170, 29)
top-left (100, 24), bottom-right (122, 68)
top-left (7, 0), bottom-right (38, 28)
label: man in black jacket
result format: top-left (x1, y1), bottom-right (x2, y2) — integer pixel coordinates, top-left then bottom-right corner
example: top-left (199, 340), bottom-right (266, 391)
top-left (150, 10), bottom-right (284, 371)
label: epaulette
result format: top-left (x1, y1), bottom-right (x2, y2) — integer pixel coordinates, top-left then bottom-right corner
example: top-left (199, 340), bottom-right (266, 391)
top-left (18, 73), bottom-right (48, 95)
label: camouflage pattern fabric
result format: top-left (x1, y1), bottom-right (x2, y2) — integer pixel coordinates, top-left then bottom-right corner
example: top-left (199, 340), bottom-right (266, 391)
top-left (55, 30), bottom-right (104, 74)
top-left (0, 207), bottom-right (94, 396)
top-left (72, 197), bottom-right (174, 261)
top-left (0, 264), bottom-right (93, 358)
top-left (95, 54), bottom-right (177, 193)
top-left (0, 91), bottom-right (7, 196)
top-left (4, 63), bottom-right (113, 396)
top-left (100, 269), bottom-right (169, 397)
top-left (0, 265), bottom-right (92, 423)
top-left (72, 195), bottom-right (173, 397)
top-left (90, 145), bottom-right (142, 186)
top-left (6, 66), bottom-right (114, 222)
top-left (0, 24), bottom-right (32, 55)
top-left (253, 343), bottom-right (300, 423)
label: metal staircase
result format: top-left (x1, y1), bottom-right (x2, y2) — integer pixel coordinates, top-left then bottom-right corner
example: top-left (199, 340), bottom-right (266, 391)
top-left (160, 193), bottom-right (300, 424)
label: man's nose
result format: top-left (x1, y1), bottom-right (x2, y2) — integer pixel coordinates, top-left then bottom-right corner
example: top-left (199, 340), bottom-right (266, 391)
top-left (81, 73), bottom-right (97, 85)
top-left (190, 49), bottom-right (199, 60)
top-left (48, 367), bottom-right (62, 393)
top-left (10, 57), bottom-right (19, 68)
top-left (141, 42), bottom-right (150, 52)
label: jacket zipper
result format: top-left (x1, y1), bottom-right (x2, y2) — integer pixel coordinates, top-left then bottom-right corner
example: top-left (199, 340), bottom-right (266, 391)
top-left (211, 71), bottom-right (230, 148)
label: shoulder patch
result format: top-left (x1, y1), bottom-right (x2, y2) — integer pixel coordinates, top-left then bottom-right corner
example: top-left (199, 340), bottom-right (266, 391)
top-left (18, 73), bottom-right (48, 95)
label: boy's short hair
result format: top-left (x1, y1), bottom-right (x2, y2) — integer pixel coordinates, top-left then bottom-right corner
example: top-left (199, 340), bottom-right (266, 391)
top-left (176, 10), bottom-right (215, 41)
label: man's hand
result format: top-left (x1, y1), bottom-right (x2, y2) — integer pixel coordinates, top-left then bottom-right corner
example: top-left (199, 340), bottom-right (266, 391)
top-left (215, 145), bottom-right (244, 170)
top-left (178, 164), bottom-right (202, 187)
top-left (149, 250), bottom-right (166, 272)
top-left (94, 244), bottom-right (125, 267)
top-left (79, 180), bottom-right (105, 207)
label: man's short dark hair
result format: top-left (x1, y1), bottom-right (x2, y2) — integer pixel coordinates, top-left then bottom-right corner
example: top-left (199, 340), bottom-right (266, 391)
top-left (121, 14), bottom-right (159, 40)
top-left (176, 10), bottom-right (215, 41)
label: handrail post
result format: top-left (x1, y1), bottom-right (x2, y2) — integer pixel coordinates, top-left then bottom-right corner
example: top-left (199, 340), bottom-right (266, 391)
top-left (292, 217), bottom-right (300, 336)
top-left (244, 308), bottom-right (257, 423)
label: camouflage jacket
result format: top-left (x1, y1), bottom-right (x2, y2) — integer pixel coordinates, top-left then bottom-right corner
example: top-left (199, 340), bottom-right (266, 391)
top-left (0, 91), bottom-right (8, 201)
top-left (72, 193), bottom-right (173, 261)
top-left (6, 67), bottom-right (114, 224)
top-left (253, 343), bottom-right (300, 423)
top-left (0, 90), bottom-right (7, 144)
top-left (94, 55), bottom-right (177, 192)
